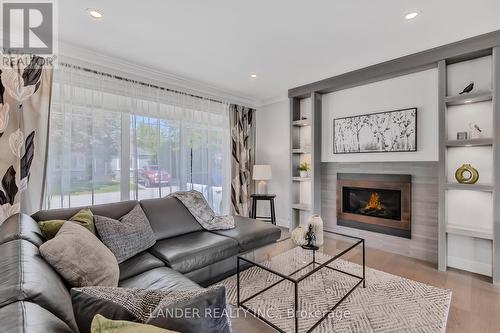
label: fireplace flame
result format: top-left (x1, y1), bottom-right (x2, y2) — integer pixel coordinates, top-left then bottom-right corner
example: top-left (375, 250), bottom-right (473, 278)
top-left (364, 192), bottom-right (383, 211)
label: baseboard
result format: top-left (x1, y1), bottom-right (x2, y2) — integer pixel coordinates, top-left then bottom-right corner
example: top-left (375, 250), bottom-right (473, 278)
top-left (447, 255), bottom-right (492, 277)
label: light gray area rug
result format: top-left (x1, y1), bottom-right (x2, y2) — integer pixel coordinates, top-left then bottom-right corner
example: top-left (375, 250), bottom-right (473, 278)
top-left (216, 252), bottom-right (451, 333)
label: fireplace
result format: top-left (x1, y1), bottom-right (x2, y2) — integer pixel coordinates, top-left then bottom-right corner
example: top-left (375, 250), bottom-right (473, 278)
top-left (337, 173), bottom-right (411, 238)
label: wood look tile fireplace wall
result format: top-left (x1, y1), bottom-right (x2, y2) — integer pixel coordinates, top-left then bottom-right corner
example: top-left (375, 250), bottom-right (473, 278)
top-left (337, 173), bottom-right (412, 238)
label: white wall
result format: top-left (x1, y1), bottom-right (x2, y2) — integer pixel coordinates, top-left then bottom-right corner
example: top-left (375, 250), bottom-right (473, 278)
top-left (255, 100), bottom-right (290, 227)
top-left (321, 68), bottom-right (439, 162)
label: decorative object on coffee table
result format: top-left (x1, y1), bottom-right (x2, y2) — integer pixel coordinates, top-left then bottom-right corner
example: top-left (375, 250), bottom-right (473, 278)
top-left (250, 194), bottom-right (276, 224)
top-left (455, 163), bottom-right (479, 184)
top-left (456, 131), bottom-right (468, 140)
top-left (298, 162), bottom-right (309, 178)
top-left (291, 226), bottom-right (307, 246)
top-left (307, 214), bottom-right (324, 246)
top-left (301, 225), bottom-right (319, 250)
top-left (252, 164), bottom-right (272, 194)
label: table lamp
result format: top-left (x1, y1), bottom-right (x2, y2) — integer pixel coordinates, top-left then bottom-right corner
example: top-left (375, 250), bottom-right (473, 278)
top-left (253, 165), bottom-right (272, 194)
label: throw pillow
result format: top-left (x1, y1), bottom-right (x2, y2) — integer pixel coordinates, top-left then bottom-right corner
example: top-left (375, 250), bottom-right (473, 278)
top-left (94, 204), bottom-right (156, 263)
top-left (40, 222), bottom-right (119, 288)
top-left (146, 285), bottom-right (231, 333)
top-left (72, 287), bottom-right (200, 333)
top-left (91, 314), bottom-right (176, 333)
top-left (38, 208), bottom-right (95, 239)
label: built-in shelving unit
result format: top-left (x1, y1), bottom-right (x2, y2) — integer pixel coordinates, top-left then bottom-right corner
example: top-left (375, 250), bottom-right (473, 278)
top-left (288, 30), bottom-right (500, 284)
top-left (289, 93), bottom-right (321, 229)
top-left (438, 51), bottom-right (499, 279)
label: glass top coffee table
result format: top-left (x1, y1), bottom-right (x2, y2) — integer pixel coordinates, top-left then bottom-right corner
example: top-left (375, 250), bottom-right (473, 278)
top-left (236, 231), bottom-right (365, 333)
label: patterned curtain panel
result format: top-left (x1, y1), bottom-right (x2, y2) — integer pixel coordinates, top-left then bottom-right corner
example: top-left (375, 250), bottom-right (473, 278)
top-left (0, 55), bottom-right (53, 224)
top-left (229, 104), bottom-right (255, 216)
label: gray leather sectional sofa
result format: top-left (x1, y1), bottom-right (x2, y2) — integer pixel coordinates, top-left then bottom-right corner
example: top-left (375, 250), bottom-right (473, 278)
top-left (0, 196), bottom-right (281, 332)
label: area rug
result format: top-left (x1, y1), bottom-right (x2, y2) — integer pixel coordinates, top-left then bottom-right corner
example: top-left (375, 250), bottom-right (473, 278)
top-left (215, 250), bottom-right (451, 333)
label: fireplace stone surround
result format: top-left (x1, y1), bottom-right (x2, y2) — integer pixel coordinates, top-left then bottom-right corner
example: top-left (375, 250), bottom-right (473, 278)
top-left (321, 162), bottom-right (438, 263)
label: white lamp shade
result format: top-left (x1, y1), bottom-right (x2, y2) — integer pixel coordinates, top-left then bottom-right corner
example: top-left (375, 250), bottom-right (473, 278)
top-left (252, 164), bottom-right (272, 180)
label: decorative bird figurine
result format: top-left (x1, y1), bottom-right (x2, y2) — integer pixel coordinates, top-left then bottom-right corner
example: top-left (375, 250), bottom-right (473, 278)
top-left (468, 122), bottom-right (482, 133)
top-left (459, 82), bottom-right (474, 94)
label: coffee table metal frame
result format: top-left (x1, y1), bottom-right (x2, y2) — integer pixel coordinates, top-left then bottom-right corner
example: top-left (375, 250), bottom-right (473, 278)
top-left (237, 231), bottom-right (365, 333)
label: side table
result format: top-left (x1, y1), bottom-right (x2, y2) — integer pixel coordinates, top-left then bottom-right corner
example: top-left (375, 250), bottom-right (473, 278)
top-left (250, 194), bottom-right (276, 225)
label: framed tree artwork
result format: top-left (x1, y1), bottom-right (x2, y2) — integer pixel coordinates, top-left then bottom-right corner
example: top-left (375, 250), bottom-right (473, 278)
top-left (333, 107), bottom-right (417, 154)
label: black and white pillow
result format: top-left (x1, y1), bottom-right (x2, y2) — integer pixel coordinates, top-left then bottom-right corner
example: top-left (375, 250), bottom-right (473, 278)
top-left (71, 286), bottom-right (230, 333)
top-left (146, 285), bottom-right (231, 333)
top-left (94, 204), bottom-right (156, 263)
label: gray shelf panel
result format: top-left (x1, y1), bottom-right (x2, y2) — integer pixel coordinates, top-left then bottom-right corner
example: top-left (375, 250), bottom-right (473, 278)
top-left (291, 148), bottom-right (311, 154)
top-left (445, 138), bottom-right (493, 147)
top-left (445, 183), bottom-right (494, 192)
top-left (292, 177), bottom-right (311, 182)
top-left (445, 91), bottom-right (492, 106)
top-left (446, 224), bottom-right (493, 240)
top-left (292, 203), bottom-right (311, 211)
top-left (292, 119), bottom-right (311, 127)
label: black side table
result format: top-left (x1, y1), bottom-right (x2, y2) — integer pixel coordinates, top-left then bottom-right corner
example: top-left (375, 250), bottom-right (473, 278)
top-left (250, 194), bottom-right (276, 225)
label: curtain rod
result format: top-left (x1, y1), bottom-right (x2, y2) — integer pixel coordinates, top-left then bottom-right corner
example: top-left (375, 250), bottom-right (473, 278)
top-left (59, 62), bottom-right (227, 105)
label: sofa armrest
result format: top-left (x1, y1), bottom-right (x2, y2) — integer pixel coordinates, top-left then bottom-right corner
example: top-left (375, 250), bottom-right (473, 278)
top-left (0, 213), bottom-right (45, 247)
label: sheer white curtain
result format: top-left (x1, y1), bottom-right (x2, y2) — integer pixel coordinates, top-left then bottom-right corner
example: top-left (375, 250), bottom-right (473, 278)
top-left (46, 64), bottom-right (230, 214)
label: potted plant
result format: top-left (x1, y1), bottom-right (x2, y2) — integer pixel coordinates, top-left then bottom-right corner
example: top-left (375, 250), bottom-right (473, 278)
top-left (298, 162), bottom-right (310, 178)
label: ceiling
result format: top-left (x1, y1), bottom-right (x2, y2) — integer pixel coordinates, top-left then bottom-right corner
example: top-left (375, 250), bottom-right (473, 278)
top-left (59, 0), bottom-right (500, 105)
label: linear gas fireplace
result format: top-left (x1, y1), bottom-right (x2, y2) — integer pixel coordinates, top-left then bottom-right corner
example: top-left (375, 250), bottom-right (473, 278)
top-left (337, 173), bottom-right (411, 238)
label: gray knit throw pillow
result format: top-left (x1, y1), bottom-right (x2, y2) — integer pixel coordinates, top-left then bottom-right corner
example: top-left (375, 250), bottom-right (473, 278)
top-left (94, 204), bottom-right (156, 263)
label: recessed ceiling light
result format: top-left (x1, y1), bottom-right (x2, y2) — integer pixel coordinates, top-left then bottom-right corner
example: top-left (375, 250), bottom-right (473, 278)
top-left (405, 12), bottom-right (419, 20)
top-left (250, 74), bottom-right (257, 78)
top-left (87, 8), bottom-right (103, 19)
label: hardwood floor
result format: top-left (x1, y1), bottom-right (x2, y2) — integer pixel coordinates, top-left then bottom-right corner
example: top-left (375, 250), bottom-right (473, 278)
top-left (233, 236), bottom-right (500, 333)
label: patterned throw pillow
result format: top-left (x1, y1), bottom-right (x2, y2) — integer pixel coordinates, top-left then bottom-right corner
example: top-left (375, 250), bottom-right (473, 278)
top-left (71, 286), bottom-right (225, 333)
top-left (91, 315), bottom-right (176, 333)
top-left (94, 204), bottom-right (156, 263)
top-left (38, 208), bottom-right (95, 239)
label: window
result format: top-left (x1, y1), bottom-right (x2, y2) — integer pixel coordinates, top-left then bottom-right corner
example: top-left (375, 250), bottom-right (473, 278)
top-left (46, 65), bottom-right (230, 213)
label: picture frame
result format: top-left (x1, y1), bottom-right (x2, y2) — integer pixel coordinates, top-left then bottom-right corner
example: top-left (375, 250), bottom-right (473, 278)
top-left (333, 107), bottom-right (417, 154)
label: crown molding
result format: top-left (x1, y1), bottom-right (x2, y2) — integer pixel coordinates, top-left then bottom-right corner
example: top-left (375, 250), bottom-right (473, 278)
top-left (58, 41), bottom-right (258, 108)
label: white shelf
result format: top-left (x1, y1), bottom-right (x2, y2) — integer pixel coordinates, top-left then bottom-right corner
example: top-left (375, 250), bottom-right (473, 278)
top-left (292, 148), bottom-right (311, 154)
top-left (292, 119), bottom-right (311, 127)
top-left (445, 91), bottom-right (492, 106)
top-left (292, 177), bottom-right (311, 182)
top-left (446, 224), bottom-right (493, 240)
top-left (445, 138), bottom-right (493, 147)
top-left (445, 183), bottom-right (493, 192)
top-left (292, 203), bottom-right (311, 211)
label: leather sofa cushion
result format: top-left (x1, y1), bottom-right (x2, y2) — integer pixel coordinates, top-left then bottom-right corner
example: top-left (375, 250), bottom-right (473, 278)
top-left (211, 216), bottom-right (281, 251)
top-left (119, 267), bottom-right (199, 290)
top-left (31, 200), bottom-right (138, 222)
top-left (0, 301), bottom-right (74, 333)
top-left (119, 251), bottom-right (165, 281)
top-left (0, 214), bottom-right (45, 247)
top-left (149, 231), bottom-right (239, 274)
top-left (0, 239), bottom-right (78, 332)
top-left (140, 197), bottom-right (203, 240)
